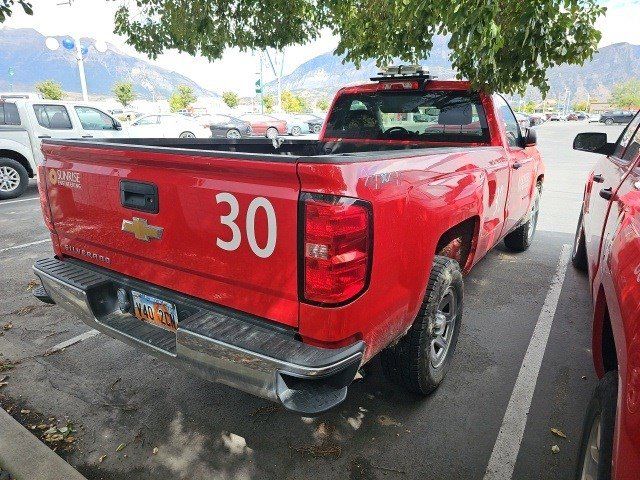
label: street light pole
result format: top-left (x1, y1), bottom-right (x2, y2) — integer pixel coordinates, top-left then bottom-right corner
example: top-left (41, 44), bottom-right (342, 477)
top-left (74, 35), bottom-right (88, 101)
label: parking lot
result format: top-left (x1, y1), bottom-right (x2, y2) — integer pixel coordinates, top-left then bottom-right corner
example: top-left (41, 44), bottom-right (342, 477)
top-left (0, 122), bottom-right (625, 480)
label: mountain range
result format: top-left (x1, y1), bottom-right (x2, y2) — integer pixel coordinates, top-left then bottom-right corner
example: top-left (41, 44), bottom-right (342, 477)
top-left (270, 39), bottom-right (640, 102)
top-left (0, 28), bottom-right (215, 99)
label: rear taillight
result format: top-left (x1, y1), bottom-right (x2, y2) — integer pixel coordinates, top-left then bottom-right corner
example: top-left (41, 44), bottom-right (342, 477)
top-left (300, 193), bottom-right (372, 305)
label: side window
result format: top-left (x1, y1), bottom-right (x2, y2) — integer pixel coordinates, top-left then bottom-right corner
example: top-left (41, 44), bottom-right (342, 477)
top-left (74, 106), bottom-right (116, 130)
top-left (0, 102), bottom-right (21, 126)
top-left (33, 104), bottom-right (73, 130)
top-left (495, 95), bottom-right (521, 148)
top-left (612, 113), bottom-right (640, 160)
top-left (135, 116), bottom-right (158, 126)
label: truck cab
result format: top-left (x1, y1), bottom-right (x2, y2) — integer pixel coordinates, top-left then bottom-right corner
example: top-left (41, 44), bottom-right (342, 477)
top-left (0, 99), bottom-right (124, 199)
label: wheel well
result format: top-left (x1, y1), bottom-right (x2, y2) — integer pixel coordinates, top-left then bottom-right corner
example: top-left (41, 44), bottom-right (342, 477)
top-left (0, 149), bottom-right (33, 177)
top-left (536, 174), bottom-right (544, 185)
top-left (601, 308), bottom-right (618, 373)
top-left (435, 216), bottom-right (479, 271)
top-left (594, 286), bottom-right (618, 374)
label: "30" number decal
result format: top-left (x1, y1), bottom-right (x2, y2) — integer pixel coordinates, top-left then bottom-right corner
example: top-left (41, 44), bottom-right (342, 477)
top-left (215, 193), bottom-right (277, 258)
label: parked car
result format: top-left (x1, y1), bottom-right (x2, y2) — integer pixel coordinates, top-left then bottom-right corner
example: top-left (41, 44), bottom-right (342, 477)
top-left (589, 113), bottom-right (602, 123)
top-left (548, 113), bottom-right (562, 121)
top-left (572, 109), bottom-right (640, 479)
top-left (295, 113), bottom-right (324, 134)
top-left (0, 99), bottom-right (124, 199)
top-left (529, 113), bottom-right (545, 126)
top-left (128, 114), bottom-right (211, 138)
top-left (515, 112), bottom-right (531, 130)
top-left (600, 110), bottom-right (636, 126)
top-left (33, 70), bottom-right (544, 414)
top-left (271, 114), bottom-right (310, 136)
top-left (196, 114), bottom-right (252, 139)
top-left (238, 113), bottom-right (287, 138)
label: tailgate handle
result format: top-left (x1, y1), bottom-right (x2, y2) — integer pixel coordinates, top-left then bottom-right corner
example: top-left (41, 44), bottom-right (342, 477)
top-left (120, 180), bottom-right (159, 214)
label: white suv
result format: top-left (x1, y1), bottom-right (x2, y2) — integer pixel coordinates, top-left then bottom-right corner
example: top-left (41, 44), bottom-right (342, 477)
top-left (0, 99), bottom-right (126, 199)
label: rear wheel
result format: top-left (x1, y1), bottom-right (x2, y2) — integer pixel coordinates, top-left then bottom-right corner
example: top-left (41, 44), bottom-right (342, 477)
top-left (575, 371), bottom-right (618, 480)
top-left (0, 158), bottom-right (29, 200)
top-left (226, 129), bottom-right (241, 139)
top-left (504, 183), bottom-right (542, 252)
top-left (266, 127), bottom-right (278, 139)
top-left (381, 256), bottom-right (463, 394)
top-left (179, 131), bottom-right (195, 138)
top-left (604, 118), bottom-right (614, 126)
top-left (572, 211), bottom-right (588, 271)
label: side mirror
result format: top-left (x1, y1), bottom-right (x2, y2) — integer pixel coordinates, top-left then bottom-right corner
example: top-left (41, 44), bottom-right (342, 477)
top-left (573, 132), bottom-right (615, 155)
top-left (113, 119), bottom-right (123, 130)
top-left (523, 127), bottom-right (537, 146)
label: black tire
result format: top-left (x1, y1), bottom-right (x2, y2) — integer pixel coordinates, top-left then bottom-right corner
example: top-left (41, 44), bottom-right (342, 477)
top-left (575, 371), bottom-right (618, 480)
top-left (572, 211), bottom-right (588, 272)
top-left (381, 256), bottom-right (463, 395)
top-left (0, 157), bottom-right (29, 200)
top-left (504, 183), bottom-right (542, 252)
top-left (179, 131), bottom-right (195, 138)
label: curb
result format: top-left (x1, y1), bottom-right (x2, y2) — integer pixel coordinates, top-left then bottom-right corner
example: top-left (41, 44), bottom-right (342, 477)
top-left (0, 408), bottom-right (86, 480)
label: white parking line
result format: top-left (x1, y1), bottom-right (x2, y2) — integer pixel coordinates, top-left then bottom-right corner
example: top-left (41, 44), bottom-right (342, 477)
top-left (0, 238), bottom-right (51, 254)
top-left (47, 329), bottom-right (100, 354)
top-left (483, 244), bottom-right (572, 480)
top-left (0, 197), bottom-right (39, 206)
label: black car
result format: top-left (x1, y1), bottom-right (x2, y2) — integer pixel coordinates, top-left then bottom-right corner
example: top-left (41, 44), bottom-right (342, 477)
top-left (295, 114), bottom-right (324, 134)
top-left (197, 114), bottom-right (252, 139)
top-left (599, 110), bottom-right (636, 125)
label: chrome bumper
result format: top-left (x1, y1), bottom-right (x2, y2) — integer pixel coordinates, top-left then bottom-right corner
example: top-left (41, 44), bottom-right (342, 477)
top-left (33, 258), bottom-right (364, 414)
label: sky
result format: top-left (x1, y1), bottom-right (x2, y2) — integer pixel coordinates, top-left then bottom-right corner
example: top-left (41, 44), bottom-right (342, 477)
top-left (2, 0), bottom-right (640, 96)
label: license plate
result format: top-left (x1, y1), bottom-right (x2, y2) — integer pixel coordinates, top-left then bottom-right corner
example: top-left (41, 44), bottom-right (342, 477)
top-left (131, 291), bottom-right (178, 331)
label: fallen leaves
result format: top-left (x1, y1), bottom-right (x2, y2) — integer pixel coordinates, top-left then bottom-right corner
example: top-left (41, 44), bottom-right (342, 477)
top-left (26, 280), bottom-right (39, 291)
top-left (152, 447), bottom-right (159, 455)
top-left (98, 454), bottom-right (107, 463)
top-left (116, 443), bottom-right (126, 452)
top-left (551, 444), bottom-right (560, 454)
top-left (0, 375), bottom-right (8, 388)
top-left (550, 427), bottom-right (567, 439)
top-left (0, 361), bottom-right (16, 373)
top-left (2, 322), bottom-right (13, 331)
top-left (11, 305), bottom-right (37, 316)
top-left (43, 422), bottom-right (76, 445)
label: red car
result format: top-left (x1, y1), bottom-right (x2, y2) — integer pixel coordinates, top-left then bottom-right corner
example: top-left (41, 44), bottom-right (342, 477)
top-left (32, 69), bottom-right (544, 414)
top-left (238, 113), bottom-right (287, 139)
top-left (572, 110), bottom-right (640, 479)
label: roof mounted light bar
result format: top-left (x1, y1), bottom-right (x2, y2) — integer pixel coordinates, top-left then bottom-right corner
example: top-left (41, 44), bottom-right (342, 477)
top-left (370, 64), bottom-right (435, 82)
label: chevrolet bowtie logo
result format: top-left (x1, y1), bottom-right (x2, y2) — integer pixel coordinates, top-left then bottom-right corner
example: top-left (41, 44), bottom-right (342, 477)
top-left (121, 217), bottom-right (163, 242)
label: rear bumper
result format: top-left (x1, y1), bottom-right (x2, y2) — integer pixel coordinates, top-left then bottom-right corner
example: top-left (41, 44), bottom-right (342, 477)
top-left (33, 258), bottom-right (364, 414)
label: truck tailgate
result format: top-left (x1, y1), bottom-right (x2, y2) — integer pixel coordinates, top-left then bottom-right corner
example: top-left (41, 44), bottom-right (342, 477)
top-left (42, 142), bottom-right (300, 327)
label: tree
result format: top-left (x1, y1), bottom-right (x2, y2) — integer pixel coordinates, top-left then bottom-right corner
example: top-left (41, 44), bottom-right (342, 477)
top-left (262, 94), bottom-right (275, 113)
top-left (611, 80), bottom-right (640, 109)
top-left (35, 80), bottom-right (64, 100)
top-left (222, 91), bottom-right (239, 108)
top-left (316, 99), bottom-right (330, 111)
top-left (113, 1), bottom-right (605, 95)
top-left (169, 85), bottom-right (196, 112)
top-left (520, 101), bottom-right (537, 114)
top-left (113, 81), bottom-right (136, 107)
top-left (572, 100), bottom-right (590, 112)
top-left (281, 90), bottom-right (307, 113)
top-left (0, 0), bottom-right (32, 23)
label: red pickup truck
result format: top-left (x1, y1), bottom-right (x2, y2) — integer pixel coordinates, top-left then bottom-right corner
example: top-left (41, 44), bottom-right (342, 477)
top-left (572, 112), bottom-right (640, 480)
top-left (32, 69), bottom-right (544, 414)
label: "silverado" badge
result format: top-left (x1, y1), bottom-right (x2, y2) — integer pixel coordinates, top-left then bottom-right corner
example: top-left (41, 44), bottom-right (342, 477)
top-left (121, 217), bottom-right (163, 242)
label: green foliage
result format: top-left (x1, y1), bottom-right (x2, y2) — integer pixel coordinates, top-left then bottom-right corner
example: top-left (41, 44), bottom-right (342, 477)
top-left (169, 85), bottom-right (196, 112)
top-left (572, 100), bottom-right (590, 112)
top-left (0, 0), bottom-right (32, 23)
top-left (113, 81), bottom-right (136, 107)
top-left (222, 91), bottom-right (240, 108)
top-left (262, 94), bottom-right (275, 113)
top-left (281, 90), bottom-right (307, 113)
top-left (113, 0), bottom-right (605, 95)
top-left (35, 80), bottom-right (64, 100)
top-left (611, 80), bottom-right (640, 109)
top-left (316, 98), bottom-right (330, 111)
top-left (521, 101), bottom-right (537, 114)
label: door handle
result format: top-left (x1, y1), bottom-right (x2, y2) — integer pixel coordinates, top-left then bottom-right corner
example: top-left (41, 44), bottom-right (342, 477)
top-left (38, 135), bottom-right (51, 139)
top-left (593, 174), bottom-right (605, 183)
top-left (599, 187), bottom-right (614, 201)
top-left (512, 162), bottom-right (522, 170)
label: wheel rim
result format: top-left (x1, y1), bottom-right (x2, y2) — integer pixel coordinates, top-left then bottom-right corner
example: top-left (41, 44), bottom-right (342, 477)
top-left (0, 166), bottom-right (20, 192)
top-left (527, 188), bottom-right (541, 241)
top-left (580, 413), bottom-right (601, 480)
top-left (266, 128), bottom-right (277, 139)
top-left (227, 129), bottom-right (241, 139)
top-left (292, 127), bottom-right (301, 136)
top-left (314, 125), bottom-right (321, 133)
top-left (430, 288), bottom-right (457, 369)
top-left (180, 132), bottom-right (195, 138)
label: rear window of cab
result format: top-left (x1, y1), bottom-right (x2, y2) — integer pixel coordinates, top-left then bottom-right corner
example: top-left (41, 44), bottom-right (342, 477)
top-left (324, 90), bottom-right (489, 143)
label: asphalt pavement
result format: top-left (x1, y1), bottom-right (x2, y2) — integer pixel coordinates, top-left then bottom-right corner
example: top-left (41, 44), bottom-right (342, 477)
top-left (0, 122), bottom-right (626, 480)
